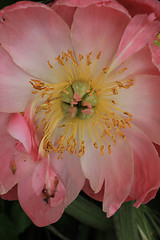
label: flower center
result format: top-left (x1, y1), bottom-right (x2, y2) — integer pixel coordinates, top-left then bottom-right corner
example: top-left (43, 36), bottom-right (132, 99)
top-left (30, 50), bottom-right (134, 159)
top-left (61, 81), bottom-right (97, 119)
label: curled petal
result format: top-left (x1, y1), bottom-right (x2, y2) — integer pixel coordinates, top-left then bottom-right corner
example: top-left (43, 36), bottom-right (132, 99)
top-left (0, 113), bottom-right (35, 194)
top-left (7, 113), bottom-right (31, 153)
top-left (110, 14), bottom-right (160, 70)
top-left (18, 160), bottom-right (66, 227)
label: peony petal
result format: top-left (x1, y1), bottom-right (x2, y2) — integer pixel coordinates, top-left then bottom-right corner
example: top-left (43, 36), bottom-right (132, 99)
top-left (110, 14), bottom-right (160, 71)
top-left (51, 5), bottom-right (76, 28)
top-left (71, 4), bottom-right (130, 75)
top-left (50, 151), bottom-right (85, 205)
top-left (1, 185), bottom-right (18, 200)
top-left (142, 189), bottom-right (158, 204)
top-left (7, 113), bottom-right (32, 153)
top-left (124, 125), bottom-right (160, 207)
top-left (54, 0), bottom-right (130, 17)
top-left (149, 36), bottom-right (160, 72)
top-left (83, 180), bottom-right (104, 202)
top-left (0, 113), bottom-right (35, 194)
top-left (80, 137), bottom-right (133, 217)
top-left (18, 163), bottom-right (66, 227)
top-left (54, 0), bottom-right (109, 7)
top-left (107, 46), bottom-right (159, 85)
top-left (0, 1), bottom-right (72, 82)
top-left (0, 46), bottom-right (34, 113)
top-left (116, 74), bottom-right (160, 144)
top-left (117, 0), bottom-right (160, 19)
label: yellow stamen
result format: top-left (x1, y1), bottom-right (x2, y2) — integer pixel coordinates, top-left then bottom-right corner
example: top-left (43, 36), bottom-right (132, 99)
top-left (29, 50), bottom-right (134, 158)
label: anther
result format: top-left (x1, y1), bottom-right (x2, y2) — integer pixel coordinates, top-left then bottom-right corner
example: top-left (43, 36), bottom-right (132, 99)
top-left (118, 67), bottom-right (127, 74)
top-left (108, 145), bottom-right (111, 154)
top-left (100, 145), bottom-right (104, 156)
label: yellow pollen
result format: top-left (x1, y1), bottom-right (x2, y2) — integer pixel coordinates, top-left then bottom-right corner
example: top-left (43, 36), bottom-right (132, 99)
top-left (29, 50), bottom-right (134, 158)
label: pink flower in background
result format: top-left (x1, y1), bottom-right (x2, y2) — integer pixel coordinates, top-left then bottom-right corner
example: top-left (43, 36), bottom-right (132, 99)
top-left (0, 0), bottom-right (160, 226)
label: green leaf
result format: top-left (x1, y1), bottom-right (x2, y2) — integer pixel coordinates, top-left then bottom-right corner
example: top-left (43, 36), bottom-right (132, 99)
top-left (65, 195), bottom-right (113, 231)
top-left (136, 206), bottom-right (154, 240)
top-left (114, 202), bottom-right (160, 240)
top-left (46, 225), bottom-right (70, 240)
top-left (114, 202), bottom-right (139, 240)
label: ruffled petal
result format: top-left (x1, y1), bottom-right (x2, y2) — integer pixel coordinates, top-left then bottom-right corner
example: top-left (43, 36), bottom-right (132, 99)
top-left (110, 14), bottom-right (160, 71)
top-left (71, 4), bottom-right (130, 75)
top-left (116, 74), bottom-right (160, 144)
top-left (0, 46), bottom-right (34, 113)
top-left (124, 125), bottom-right (160, 207)
top-left (80, 138), bottom-right (133, 217)
top-left (0, 1), bottom-right (72, 82)
top-left (54, 0), bottom-right (131, 17)
top-left (0, 113), bottom-right (35, 194)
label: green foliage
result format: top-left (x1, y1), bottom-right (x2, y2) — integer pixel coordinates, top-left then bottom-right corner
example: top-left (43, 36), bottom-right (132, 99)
top-left (65, 195), bottom-right (113, 231)
top-left (114, 201), bottom-right (160, 240)
top-left (1, 195), bottom-right (160, 240)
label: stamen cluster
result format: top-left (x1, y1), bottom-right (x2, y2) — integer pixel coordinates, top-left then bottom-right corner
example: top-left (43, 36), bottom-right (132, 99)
top-left (30, 50), bottom-right (134, 158)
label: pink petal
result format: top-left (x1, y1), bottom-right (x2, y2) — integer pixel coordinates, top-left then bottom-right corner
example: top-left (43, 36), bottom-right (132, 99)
top-left (0, 113), bottom-right (35, 194)
top-left (108, 46), bottom-right (159, 84)
top-left (54, 0), bottom-right (130, 16)
top-left (142, 189), bottom-right (158, 204)
top-left (54, 0), bottom-right (107, 7)
top-left (7, 113), bottom-right (31, 153)
top-left (83, 180), bottom-right (104, 202)
top-left (18, 162), bottom-right (66, 227)
top-left (124, 125), bottom-right (160, 207)
top-left (50, 151), bottom-right (85, 205)
top-left (80, 138), bottom-right (133, 217)
top-left (117, 0), bottom-right (160, 19)
top-left (51, 5), bottom-right (76, 28)
top-left (71, 4), bottom-right (130, 76)
top-left (0, 46), bottom-right (34, 113)
top-left (31, 157), bottom-right (49, 196)
top-left (0, 2), bottom-right (72, 82)
top-left (149, 36), bottom-right (160, 71)
top-left (116, 74), bottom-right (160, 144)
top-left (110, 14), bottom-right (160, 70)
top-left (1, 185), bottom-right (18, 200)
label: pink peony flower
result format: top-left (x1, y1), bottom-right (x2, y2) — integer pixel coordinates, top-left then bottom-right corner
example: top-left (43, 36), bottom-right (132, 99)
top-left (0, 0), bottom-right (160, 226)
